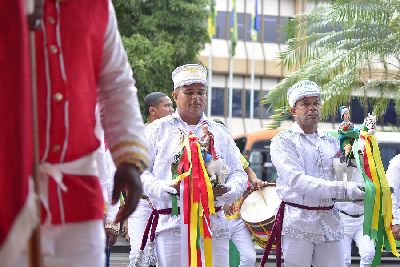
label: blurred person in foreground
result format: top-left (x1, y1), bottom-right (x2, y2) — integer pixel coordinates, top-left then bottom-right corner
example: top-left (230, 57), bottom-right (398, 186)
top-left (9, 1), bottom-right (148, 266)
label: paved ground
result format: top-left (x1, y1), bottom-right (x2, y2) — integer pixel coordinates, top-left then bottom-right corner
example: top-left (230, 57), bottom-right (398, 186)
top-left (110, 252), bottom-right (399, 267)
top-left (110, 237), bottom-right (400, 267)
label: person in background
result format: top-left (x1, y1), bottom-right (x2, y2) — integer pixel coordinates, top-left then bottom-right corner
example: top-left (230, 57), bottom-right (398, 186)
top-left (143, 92), bottom-right (174, 124)
top-left (334, 164), bottom-right (375, 266)
top-left (214, 119), bottom-right (263, 267)
top-left (268, 80), bottom-right (364, 267)
top-left (95, 110), bottom-right (119, 267)
top-left (127, 92), bottom-right (174, 266)
top-left (386, 154), bottom-right (400, 240)
top-left (11, 1), bottom-right (149, 266)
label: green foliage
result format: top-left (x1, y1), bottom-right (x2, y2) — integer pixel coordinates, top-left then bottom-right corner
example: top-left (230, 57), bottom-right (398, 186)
top-left (263, 0), bottom-right (400, 128)
top-left (113, 0), bottom-right (209, 111)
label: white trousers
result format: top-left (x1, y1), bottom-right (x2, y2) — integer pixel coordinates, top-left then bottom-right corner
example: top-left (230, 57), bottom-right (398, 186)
top-left (282, 235), bottom-right (345, 267)
top-left (341, 214), bottom-right (375, 267)
top-left (229, 218), bottom-right (256, 267)
top-left (127, 199), bottom-right (153, 261)
top-left (155, 231), bottom-right (229, 267)
top-left (12, 220), bottom-right (105, 267)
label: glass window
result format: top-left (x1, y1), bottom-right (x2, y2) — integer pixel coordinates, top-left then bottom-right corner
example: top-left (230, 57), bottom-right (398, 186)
top-left (333, 97), bottom-right (397, 126)
top-left (245, 90), bottom-right (260, 118)
top-left (232, 89), bottom-right (242, 117)
top-left (263, 15), bottom-right (291, 44)
top-left (237, 12), bottom-right (252, 41)
top-left (263, 16), bottom-right (277, 43)
top-left (215, 11), bottom-right (228, 39)
top-left (211, 87), bottom-right (224, 116)
top-left (260, 91), bottom-right (273, 119)
top-left (383, 100), bottom-right (398, 126)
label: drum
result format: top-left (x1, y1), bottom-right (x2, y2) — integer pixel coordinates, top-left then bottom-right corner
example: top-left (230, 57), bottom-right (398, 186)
top-left (240, 184), bottom-right (280, 248)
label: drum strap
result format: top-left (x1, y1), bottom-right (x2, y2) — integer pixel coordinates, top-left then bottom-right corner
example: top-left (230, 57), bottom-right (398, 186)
top-left (259, 201), bottom-right (334, 267)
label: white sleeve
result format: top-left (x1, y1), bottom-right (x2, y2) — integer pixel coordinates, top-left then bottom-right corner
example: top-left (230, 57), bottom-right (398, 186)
top-left (223, 135), bottom-right (247, 202)
top-left (387, 155), bottom-right (400, 224)
top-left (270, 135), bottom-right (345, 200)
top-left (140, 125), bottom-right (167, 203)
top-left (104, 150), bottom-right (119, 222)
top-left (97, 0), bottom-right (148, 168)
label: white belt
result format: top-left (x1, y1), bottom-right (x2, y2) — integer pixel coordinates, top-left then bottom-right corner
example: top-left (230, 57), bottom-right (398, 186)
top-left (39, 151), bottom-right (99, 224)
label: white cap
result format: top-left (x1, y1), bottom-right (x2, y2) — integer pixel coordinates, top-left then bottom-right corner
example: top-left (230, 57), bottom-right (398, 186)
top-left (172, 64), bottom-right (207, 90)
top-left (287, 80), bottom-right (321, 108)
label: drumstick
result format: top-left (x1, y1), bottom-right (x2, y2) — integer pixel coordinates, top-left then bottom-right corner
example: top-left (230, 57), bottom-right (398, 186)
top-left (256, 187), bottom-right (269, 207)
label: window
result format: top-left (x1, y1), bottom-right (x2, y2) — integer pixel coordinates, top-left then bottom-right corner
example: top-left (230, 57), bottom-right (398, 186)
top-left (245, 90), bottom-right (260, 118)
top-left (232, 89), bottom-right (242, 117)
top-left (333, 97), bottom-right (398, 126)
top-left (238, 13), bottom-right (252, 41)
top-left (215, 11), bottom-right (228, 39)
top-left (211, 87), bottom-right (224, 116)
top-left (384, 100), bottom-right (398, 125)
top-left (263, 15), bottom-right (290, 44)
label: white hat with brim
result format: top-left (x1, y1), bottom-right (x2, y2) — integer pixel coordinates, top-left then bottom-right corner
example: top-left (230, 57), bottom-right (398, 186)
top-left (172, 64), bottom-right (207, 90)
top-left (287, 80), bottom-right (321, 108)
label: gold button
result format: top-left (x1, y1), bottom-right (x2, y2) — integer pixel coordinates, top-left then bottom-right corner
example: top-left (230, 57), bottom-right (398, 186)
top-left (50, 45), bottom-right (58, 54)
top-left (52, 144), bottom-right (61, 153)
top-left (53, 92), bottom-right (63, 102)
top-left (48, 16), bottom-right (55, 25)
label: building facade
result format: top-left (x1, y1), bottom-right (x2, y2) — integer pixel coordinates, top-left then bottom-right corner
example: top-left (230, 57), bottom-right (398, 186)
top-left (198, 0), bottom-right (399, 136)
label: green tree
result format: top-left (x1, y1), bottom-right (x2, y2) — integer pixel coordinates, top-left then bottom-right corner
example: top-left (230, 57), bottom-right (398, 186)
top-left (263, 0), bottom-right (400, 128)
top-left (113, 0), bottom-right (210, 110)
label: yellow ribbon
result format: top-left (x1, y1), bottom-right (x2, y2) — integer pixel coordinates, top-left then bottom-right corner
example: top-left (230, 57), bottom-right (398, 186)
top-left (361, 131), bottom-right (399, 256)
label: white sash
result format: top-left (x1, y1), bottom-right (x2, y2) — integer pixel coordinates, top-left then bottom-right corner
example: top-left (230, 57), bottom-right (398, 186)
top-left (38, 151), bottom-right (99, 224)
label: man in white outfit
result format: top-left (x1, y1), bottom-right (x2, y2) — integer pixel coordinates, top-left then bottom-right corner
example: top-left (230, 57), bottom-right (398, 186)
top-left (386, 154), bottom-right (400, 240)
top-left (94, 109), bottom-right (121, 267)
top-left (264, 80), bottom-right (365, 267)
top-left (141, 64), bottom-right (247, 267)
top-left (127, 92), bottom-right (174, 266)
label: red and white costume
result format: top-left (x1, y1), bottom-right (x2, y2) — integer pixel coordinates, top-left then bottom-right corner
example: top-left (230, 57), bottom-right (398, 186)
top-left (8, 1), bottom-right (148, 267)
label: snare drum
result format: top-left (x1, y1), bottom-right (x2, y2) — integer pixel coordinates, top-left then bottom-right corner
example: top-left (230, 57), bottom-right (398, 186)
top-left (240, 184), bottom-right (280, 248)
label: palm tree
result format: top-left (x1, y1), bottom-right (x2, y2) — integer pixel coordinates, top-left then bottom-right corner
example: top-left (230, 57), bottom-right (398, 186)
top-left (263, 0), bottom-right (400, 129)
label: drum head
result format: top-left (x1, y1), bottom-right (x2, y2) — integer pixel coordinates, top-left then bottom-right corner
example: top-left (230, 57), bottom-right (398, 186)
top-left (240, 185), bottom-right (280, 223)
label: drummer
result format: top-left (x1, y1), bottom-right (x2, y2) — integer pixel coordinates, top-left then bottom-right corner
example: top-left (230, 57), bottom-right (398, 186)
top-left (215, 119), bottom-right (265, 267)
top-left (267, 80), bottom-right (365, 267)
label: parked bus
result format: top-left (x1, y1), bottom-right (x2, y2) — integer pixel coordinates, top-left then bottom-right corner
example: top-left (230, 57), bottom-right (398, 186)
top-left (234, 128), bottom-right (400, 183)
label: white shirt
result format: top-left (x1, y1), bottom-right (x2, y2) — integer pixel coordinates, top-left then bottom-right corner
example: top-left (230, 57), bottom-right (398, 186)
top-left (141, 112), bottom-right (247, 238)
top-left (387, 154), bottom-right (400, 224)
top-left (270, 122), bottom-right (346, 243)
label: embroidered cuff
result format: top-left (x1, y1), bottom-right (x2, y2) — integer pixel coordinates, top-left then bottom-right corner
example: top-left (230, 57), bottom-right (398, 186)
top-left (110, 140), bottom-right (149, 171)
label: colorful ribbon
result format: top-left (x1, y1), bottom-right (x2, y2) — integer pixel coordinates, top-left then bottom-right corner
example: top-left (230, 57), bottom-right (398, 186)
top-left (172, 132), bottom-right (216, 267)
top-left (355, 130), bottom-right (399, 266)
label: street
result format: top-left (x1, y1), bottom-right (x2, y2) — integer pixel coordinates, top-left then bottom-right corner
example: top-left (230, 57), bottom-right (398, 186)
top-left (109, 238), bottom-right (400, 267)
top-left (110, 252), bottom-right (399, 267)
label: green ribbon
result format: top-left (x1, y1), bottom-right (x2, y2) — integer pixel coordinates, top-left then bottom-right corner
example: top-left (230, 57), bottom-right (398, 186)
top-left (352, 141), bottom-right (376, 237)
top-left (171, 173), bottom-right (179, 216)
